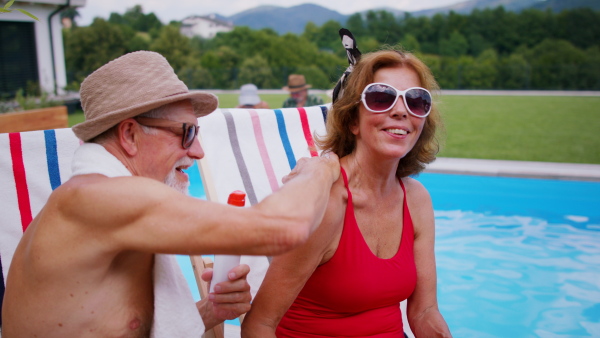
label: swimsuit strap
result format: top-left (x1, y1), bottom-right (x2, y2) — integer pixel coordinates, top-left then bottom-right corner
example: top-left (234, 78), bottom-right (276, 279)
top-left (340, 167), bottom-right (349, 187)
top-left (340, 167), bottom-right (352, 204)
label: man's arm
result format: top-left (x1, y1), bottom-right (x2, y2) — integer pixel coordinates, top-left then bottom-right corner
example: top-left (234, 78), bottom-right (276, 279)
top-left (59, 153), bottom-right (340, 257)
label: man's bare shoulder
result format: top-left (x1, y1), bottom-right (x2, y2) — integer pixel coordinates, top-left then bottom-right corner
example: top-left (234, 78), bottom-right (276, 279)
top-left (56, 174), bottom-right (174, 201)
top-left (50, 174), bottom-right (181, 229)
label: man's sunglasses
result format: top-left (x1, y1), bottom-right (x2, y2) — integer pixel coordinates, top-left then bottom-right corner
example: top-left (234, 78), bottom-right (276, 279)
top-left (361, 83), bottom-right (432, 118)
top-left (135, 117), bottom-right (199, 149)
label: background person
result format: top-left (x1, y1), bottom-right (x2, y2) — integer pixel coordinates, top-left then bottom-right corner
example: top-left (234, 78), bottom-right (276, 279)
top-left (243, 49), bottom-right (452, 337)
top-left (281, 74), bottom-right (324, 108)
top-left (236, 83), bottom-right (269, 109)
top-left (2, 51), bottom-right (340, 338)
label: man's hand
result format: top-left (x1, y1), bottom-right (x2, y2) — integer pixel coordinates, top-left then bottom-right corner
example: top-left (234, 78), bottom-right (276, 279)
top-left (198, 264), bottom-right (251, 330)
top-left (282, 152), bottom-right (340, 185)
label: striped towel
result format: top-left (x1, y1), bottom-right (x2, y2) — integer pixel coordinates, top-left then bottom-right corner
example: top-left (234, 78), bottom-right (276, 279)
top-left (0, 128), bottom-right (80, 327)
top-left (197, 106), bottom-right (328, 298)
top-left (198, 106), bottom-right (328, 205)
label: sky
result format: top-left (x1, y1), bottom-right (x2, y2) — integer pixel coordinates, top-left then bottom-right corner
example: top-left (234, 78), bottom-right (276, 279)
top-left (77, 0), bottom-right (465, 26)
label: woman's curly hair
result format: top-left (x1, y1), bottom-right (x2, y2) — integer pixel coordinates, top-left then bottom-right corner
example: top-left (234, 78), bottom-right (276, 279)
top-left (316, 48), bottom-right (443, 178)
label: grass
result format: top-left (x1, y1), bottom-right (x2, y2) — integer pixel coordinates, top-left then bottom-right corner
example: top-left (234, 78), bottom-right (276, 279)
top-left (215, 93), bottom-right (331, 109)
top-left (68, 94), bottom-right (600, 164)
top-left (436, 96), bottom-right (600, 164)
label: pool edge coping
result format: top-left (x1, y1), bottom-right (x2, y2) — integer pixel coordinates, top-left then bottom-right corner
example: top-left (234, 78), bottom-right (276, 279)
top-left (425, 157), bottom-right (600, 182)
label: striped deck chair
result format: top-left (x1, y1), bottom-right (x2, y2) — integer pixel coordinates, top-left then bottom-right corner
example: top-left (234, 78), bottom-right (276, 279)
top-left (0, 128), bottom-right (220, 338)
top-left (193, 106), bottom-right (414, 337)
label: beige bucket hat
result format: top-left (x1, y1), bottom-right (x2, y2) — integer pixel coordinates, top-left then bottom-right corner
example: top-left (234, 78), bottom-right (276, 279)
top-left (282, 74), bottom-right (312, 93)
top-left (72, 51), bottom-right (218, 141)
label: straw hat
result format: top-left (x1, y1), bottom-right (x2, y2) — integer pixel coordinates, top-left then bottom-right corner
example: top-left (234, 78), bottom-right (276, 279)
top-left (238, 84), bottom-right (261, 106)
top-left (72, 51), bottom-right (218, 141)
top-left (282, 74), bottom-right (312, 93)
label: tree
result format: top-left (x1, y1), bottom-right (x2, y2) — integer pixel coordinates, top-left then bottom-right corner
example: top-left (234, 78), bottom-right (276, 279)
top-left (108, 5), bottom-right (162, 32)
top-left (462, 49), bottom-right (498, 89)
top-left (439, 30), bottom-right (468, 57)
top-left (200, 46), bottom-right (241, 89)
top-left (556, 8), bottom-right (600, 50)
top-left (525, 39), bottom-right (587, 89)
top-left (150, 24), bottom-right (194, 71)
top-left (400, 34), bottom-right (420, 53)
top-left (238, 55), bottom-right (274, 89)
top-left (295, 65), bottom-right (331, 89)
top-left (365, 10), bottom-right (401, 44)
top-left (64, 18), bottom-right (131, 85)
top-left (467, 33), bottom-right (490, 56)
top-left (304, 20), bottom-right (342, 53)
top-left (345, 13), bottom-right (366, 39)
top-left (498, 53), bottom-right (531, 89)
top-left (177, 64), bottom-right (213, 89)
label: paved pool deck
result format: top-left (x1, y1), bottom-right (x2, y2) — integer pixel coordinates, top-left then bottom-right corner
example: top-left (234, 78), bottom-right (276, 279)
top-left (425, 157), bottom-right (600, 181)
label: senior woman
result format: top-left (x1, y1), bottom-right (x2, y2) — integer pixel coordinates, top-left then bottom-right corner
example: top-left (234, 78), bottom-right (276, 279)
top-left (242, 49), bottom-right (452, 337)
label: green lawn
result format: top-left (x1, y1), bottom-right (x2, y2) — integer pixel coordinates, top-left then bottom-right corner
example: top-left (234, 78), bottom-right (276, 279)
top-left (215, 93), bottom-right (331, 109)
top-left (68, 94), bottom-right (600, 164)
top-left (437, 96), bottom-right (600, 164)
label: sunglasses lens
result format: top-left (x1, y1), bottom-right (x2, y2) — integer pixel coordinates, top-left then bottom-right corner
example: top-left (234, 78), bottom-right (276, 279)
top-left (405, 88), bottom-right (432, 117)
top-left (183, 125), bottom-right (197, 148)
top-left (364, 84), bottom-right (397, 112)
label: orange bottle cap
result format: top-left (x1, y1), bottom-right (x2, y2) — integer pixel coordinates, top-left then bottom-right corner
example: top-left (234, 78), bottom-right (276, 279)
top-left (227, 190), bottom-right (246, 207)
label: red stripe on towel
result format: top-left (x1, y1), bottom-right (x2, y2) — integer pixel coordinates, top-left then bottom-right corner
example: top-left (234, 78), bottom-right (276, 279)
top-left (298, 108), bottom-right (318, 157)
top-left (9, 133), bottom-right (33, 231)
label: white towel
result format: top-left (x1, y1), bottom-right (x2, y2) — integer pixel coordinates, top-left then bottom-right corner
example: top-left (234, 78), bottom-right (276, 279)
top-left (71, 143), bottom-right (204, 337)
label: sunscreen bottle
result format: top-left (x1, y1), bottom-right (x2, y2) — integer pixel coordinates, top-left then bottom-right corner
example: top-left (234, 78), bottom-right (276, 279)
top-left (209, 190), bottom-right (245, 293)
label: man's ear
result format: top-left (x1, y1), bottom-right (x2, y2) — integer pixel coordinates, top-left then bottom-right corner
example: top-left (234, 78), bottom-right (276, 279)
top-left (117, 119), bottom-right (140, 156)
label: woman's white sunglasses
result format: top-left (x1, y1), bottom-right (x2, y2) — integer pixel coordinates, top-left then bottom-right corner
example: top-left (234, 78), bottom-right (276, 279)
top-left (361, 83), bottom-right (432, 118)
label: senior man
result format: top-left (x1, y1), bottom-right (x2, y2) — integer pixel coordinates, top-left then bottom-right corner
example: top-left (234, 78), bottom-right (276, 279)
top-left (2, 51), bottom-right (339, 337)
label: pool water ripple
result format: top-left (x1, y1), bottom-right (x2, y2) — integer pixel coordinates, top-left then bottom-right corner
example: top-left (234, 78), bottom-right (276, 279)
top-left (417, 173), bottom-right (600, 337)
top-left (434, 209), bottom-right (600, 337)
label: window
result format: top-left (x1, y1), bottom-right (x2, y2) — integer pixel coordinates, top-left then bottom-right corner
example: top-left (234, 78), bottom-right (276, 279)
top-left (0, 21), bottom-right (38, 98)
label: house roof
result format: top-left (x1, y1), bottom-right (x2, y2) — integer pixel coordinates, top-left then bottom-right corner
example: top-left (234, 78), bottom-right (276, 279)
top-left (14, 0), bottom-right (87, 6)
top-left (182, 14), bottom-right (233, 28)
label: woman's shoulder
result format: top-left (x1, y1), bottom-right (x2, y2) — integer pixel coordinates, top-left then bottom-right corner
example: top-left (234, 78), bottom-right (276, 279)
top-left (400, 176), bottom-right (432, 206)
top-left (401, 176), bottom-right (428, 194)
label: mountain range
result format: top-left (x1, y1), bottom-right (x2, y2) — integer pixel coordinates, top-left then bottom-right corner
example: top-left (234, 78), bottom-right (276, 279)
top-left (210, 0), bottom-right (599, 35)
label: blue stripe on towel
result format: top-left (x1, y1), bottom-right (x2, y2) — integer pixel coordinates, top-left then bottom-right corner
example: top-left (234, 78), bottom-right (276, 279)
top-left (274, 109), bottom-right (296, 170)
top-left (320, 105), bottom-right (328, 122)
top-left (44, 130), bottom-right (61, 190)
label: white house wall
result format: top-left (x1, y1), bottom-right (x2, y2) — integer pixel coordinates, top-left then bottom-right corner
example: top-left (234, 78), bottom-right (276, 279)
top-left (4, 1), bottom-right (85, 95)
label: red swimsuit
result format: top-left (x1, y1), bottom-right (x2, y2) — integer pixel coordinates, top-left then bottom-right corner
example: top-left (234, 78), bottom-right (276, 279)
top-left (277, 168), bottom-right (417, 337)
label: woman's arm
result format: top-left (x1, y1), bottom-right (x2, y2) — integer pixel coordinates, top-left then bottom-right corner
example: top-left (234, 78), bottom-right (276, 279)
top-left (242, 178), bottom-right (346, 337)
top-left (404, 178), bottom-right (452, 337)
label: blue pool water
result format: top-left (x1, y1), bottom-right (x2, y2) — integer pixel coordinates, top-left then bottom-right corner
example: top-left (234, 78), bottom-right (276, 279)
top-left (180, 164), bottom-right (600, 336)
top-left (418, 173), bottom-right (600, 337)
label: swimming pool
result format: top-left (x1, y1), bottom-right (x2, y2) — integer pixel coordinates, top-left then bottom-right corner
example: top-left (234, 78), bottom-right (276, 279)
top-left (418, 173), bottom-right (600, 337)
top-left (180, 164), bottom-right (600, 336)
